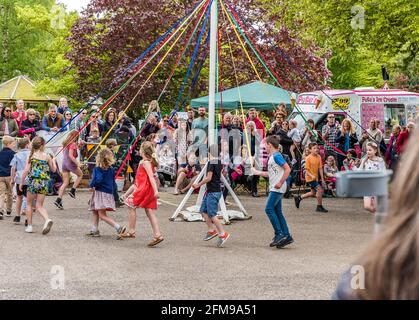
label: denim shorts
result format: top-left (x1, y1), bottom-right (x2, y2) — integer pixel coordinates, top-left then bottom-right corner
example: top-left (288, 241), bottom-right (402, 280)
top-left (308, 181), bottom-right (321, 190)
top-left (200, 192), bottom-right (222, 218)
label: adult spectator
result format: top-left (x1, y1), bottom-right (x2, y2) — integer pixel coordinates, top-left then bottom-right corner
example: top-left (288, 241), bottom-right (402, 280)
top-left (85, 112), bottom-right (104, 137)
top-left (277, 103), bottom-right (288, 118)
top-left (268, 113), bottom-right (285, 136)
top-left (140, 113), bottom-right (160, 138)
top-left (301, 119), bottom-right (318, 148)
top-left (335, 119), bottom-right (359, 170)
top-left (219, 112), bottom-right (241, 159)
top-left (115, 125), bottom-right (133, 145)
top-left (385, 125), bottom-right (401, 170)
top-left (173, 153), bottom-right (201, 195)
top-left (63, 111), bottom-right (77, 131)
top-left (396, 121), bottom-right (415, 155)
top-left (246, 108), bottom-right (265, 138)
top-left (103, 109), bottom-right (118, 138)
top-left (57, 97), bottom-right (71, 115)
top-left (360, 119), bottom-right (383, 154)
top-left (169, 112), bottom-right (179, 130)
top-left (42, 105), bottom-right (65, 132)
top-left (11, 100), bottom-right (26, 131)
top-left (186, 108), bottom-right (195, 131)
top-left (190, 106), bottom-right (208, 158)
top-left (321, 113), bottom-right (341, 158)
top-left (0, 102), bottom-right (3, 116)
top-left (232, 116), bottom-right (242, 131)
top-left (20, 108), bottom-right (42, 139)
top-left (243, 121), bottom-right (262, 197)
top-left (0, 106), bottom-right (19, 137)
top-left (275, 120), bottom-right (293, 159)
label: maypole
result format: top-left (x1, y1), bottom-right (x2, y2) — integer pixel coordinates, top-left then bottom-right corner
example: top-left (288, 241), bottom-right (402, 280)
top-left (208, 0), bottom-right (218, 146)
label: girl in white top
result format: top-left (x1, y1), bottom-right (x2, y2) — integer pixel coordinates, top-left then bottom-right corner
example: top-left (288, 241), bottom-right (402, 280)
top-left (356, 142), bottom-right (386, 213)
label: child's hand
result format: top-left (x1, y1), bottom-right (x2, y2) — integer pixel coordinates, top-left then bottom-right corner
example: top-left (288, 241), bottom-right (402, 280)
top-left (154, 191), bottom-right (159, 199)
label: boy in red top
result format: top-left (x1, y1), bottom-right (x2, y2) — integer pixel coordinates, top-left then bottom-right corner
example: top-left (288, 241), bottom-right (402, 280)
top-left (294, 142), bottom-right (328, 213)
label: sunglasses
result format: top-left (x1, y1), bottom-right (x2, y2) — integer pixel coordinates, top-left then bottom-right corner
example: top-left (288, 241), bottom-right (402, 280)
top-left (28, 113), bottom-right (36, 116)
top-left (5, 109), bottom-right (11, 112)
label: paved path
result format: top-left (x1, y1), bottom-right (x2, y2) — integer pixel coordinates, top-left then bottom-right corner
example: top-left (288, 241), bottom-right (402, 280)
top-left (0, 190), bottom-right (374, 300)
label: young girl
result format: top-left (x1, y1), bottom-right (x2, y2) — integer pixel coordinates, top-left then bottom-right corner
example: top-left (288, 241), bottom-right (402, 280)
top-left (119, 142), bottom-right (163, 247)
top-left (324, 156), bottom-right (338, 197)
top-left (20, 136), bottom-right (57, 234)
top-left (174, 119), bottom-right (191, 165)
top-left (356, 142), bottom-right (386, 213)
top-left (55, 130), bottom-right (83, 209)
top-left (287, 120), bottom-right (301, 166)
top-left (87, 148), bottom-right (126, 237)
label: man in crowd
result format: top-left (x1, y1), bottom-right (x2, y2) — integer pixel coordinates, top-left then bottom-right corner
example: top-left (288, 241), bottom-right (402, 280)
top-left (57, 98), bottom-right (71, 115)
top-left (360, 118), bottom-right (383, 154)
top-left (191, 106), bottom-right (208, 159)
top-left (246, 108), bottom-right (265, 138)
top-left (42, 105), bottom-right (65, 132)
top-left (12, 100), bottom-right (26, 131)
top-left (186, 108), bottom-right (195, 131)
top-left (321, 113), bottom-right (340, 158)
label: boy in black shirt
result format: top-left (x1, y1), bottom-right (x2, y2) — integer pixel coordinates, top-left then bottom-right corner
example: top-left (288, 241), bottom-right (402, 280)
top-left (193, 144), bottom-right (230, 247)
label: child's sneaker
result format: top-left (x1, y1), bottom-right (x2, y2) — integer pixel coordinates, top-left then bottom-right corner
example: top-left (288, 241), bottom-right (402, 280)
top-left (42, 219), bottom-right (53, 235)
top-left (68, 188), bottom-right (76, 199)
top-left (276, 235), bottom-right (294, 249)
top-left (54, 198), bottom-right (63, 210)
top-left (217, 232), bottom-right (230, 247)
top-left (293, 195), bottom-right (302, 209)
top-left (116, 226), bottom-right (127, 235)
top-left (203, 230), bottom-right (218, 241)
top-left (316, 205), bottom-right (328, 213)
top-left (86, 230), bottom-right (101, 237)
top-left (25, 225), bottom-right (33, 233)
top-left (13, 216), bottom-right (21, 224)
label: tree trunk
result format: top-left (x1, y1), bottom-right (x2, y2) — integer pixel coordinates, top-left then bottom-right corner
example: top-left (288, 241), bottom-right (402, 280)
top-left (1, 0), bottom-right (12, 82)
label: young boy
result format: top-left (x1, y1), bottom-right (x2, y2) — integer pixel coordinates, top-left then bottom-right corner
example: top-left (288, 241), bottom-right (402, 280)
top-left (192, 144), bottom-right (230, 248)
top-left (252, 135), bottom-right (293, 248)
top-left (0, 136), bottom-right (16, 219)
top-left (294, 142), bottom-right (328, 213)
top-left (10, 138), bottom-right (30, 224)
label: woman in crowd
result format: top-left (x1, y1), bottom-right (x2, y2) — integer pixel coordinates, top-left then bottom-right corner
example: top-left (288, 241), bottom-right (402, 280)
top-left (0, 106), bottom-right (19, 138)
top-left (268, 113), bottom-right (285, 136)
top-left (335, 119), bottom-right (359, 170)
top-left (86, 112), bottom-right (104, 138)
top-left (385, 124), bottom-right (401, 170)
top-left (243, 121), bottom-right (261, 197)
top-left (20, 108), bottom-right (42, 139)
top-left (103, 109), bottom-right (118, 139)
top-left (274, 120), bottom-right (294, 159)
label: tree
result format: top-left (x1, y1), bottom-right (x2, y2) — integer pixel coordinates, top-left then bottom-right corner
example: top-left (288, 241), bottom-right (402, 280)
top-left (66, 0), bottom-right (330, 119)
top-left (259, 0), bottom-right (418, 91)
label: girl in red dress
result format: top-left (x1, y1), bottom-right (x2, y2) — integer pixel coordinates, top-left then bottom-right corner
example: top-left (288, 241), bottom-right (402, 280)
top-left (119, 142), bottom-right (163, 246)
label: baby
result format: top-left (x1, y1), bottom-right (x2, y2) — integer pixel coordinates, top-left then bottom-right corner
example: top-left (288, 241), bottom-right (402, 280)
top-left (287, 120), bottom-right (301, 166)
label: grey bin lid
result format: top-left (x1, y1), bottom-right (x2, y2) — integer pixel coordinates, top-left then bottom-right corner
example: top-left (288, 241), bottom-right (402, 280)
top-left (336, 170), bottom-right (393, 198)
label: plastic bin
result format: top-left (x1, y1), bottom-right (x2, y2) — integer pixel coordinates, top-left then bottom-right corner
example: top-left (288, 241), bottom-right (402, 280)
top-left (336, 170), bottom-right (392, 197)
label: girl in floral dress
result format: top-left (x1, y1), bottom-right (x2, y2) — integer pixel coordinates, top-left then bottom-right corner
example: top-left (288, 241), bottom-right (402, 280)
top-left (20, 136), bottom-right (57, 234)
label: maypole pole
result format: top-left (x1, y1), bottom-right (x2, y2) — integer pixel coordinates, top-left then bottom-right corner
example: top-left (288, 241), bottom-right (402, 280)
top-left (208, 0), bottom-right (217, 146)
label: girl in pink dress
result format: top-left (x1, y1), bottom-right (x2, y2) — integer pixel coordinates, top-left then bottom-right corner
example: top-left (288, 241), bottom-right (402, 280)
top-left (119, 142), bottom-right (163, 246)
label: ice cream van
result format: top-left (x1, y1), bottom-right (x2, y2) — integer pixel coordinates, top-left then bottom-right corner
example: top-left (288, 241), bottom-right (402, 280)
top-left (290, 88), bottom-right (419, 140)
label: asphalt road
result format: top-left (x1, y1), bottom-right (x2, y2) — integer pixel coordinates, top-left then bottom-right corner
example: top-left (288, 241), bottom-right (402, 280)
top-left (0, 189), bottom-right (374, 300)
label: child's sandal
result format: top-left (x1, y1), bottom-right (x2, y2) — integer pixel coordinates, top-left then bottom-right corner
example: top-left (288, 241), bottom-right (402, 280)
top-left (147, 235), bottom-right (164, 247)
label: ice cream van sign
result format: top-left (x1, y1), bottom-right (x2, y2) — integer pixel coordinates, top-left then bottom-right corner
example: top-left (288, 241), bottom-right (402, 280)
top-left (361, 96), bottom-right (398, 103)
top-left (332, 97), bottom-right (350, 110)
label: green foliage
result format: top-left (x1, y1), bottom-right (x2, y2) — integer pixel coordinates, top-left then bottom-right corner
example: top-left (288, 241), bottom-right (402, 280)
top-left (260, 0), bottom-right (418, 91)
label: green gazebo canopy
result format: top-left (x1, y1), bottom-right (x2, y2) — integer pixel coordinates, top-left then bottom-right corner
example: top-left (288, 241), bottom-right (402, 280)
top-left (190, 81), bottom-right (293, 110)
